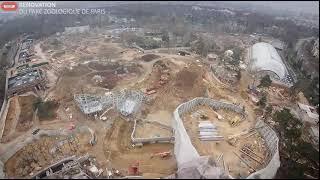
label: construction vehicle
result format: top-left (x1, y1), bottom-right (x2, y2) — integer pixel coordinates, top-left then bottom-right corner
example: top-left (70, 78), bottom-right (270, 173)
top-left (67, 123), bottom-right (76, 130)
top-left (229, 116), bottom-right (241, 127)
top-left (128, 162), bottom-right (140, 176)
top-left (150, 151), bottom-right (171, 159)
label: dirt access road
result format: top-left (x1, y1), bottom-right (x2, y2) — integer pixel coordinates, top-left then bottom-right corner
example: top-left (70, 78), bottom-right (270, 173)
top-left (34, 42), bottom-right (48, 62)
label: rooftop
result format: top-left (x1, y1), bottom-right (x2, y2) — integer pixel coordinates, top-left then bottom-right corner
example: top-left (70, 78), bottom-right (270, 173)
top-left (250, 42), bottom-right (288, 80)
top-left (8, 69), bottom-right (43, 89)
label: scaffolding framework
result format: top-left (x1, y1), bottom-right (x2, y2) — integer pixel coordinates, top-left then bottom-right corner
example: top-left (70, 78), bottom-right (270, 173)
top-left (74, 89), bottom-right (146, 117)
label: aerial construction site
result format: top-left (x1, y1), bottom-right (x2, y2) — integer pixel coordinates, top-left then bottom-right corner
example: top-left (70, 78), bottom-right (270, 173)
top-left (0, 1), bottom-right (319, 179)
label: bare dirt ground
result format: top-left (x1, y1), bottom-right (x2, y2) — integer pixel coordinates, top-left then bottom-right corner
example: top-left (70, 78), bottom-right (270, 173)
top-left (138, 54), bottom-right (161, 62)
top-left (16, 95), bottom-right (37, 132)
top-left (141, 62), bottom-right (208, 114)
top-left (182, 106), bottom-right (267, 178)
top-left (44, 34), bottom-right (145, 100)
top-left (4, 130), bottom-right (92, 178)
top-left (135, 121), bottom-right (172, 138)
top-left (34, 42), bottom-right (48, 63)
top-left (0, 94), bottom-right (38, 143)
top-left (266, 86), bottom-right (292, 107)
top-left (145, 110), bottom-right (173, 126)
top-left (1, 30), bottom-right (274, 179)
top-left (104, 118), bottom-right (177, 178)
top-left (51, 61), bottom-right (144, 103)
top-left (1, 97), bottom-right (18, 143)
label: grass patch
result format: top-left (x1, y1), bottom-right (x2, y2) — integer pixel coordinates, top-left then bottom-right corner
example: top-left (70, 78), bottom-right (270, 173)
top-left (33, 98), bottom-right (59, 121)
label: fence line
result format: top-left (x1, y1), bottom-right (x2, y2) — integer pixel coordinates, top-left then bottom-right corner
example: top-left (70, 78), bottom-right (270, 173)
top-left (0, 70), bottom-right (9, 140)
top-left (131, 119), bottom-right (174, 144)
top-left (172, 97), bottom-right (280, 179)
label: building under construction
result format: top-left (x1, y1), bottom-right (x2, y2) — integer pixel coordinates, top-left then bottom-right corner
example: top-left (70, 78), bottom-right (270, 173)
top-left (31, 154), bottom-right (99, 179)
top-left (74, 89), bottom-right (146, 117)
top-left (74, 94), bottom-right (104, 115)
top-left (7, 68), bottom-right (47, 97)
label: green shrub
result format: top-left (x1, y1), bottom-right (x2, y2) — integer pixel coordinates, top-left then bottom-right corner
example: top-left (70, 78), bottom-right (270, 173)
top-left (258, 75), bottom-right (272, 88)
top-left (257, 95), bottom-right (267, 107)
top-left (273, 108), bottom-right (319, 178)
top-left (33, 98), bottom-right (59, 120)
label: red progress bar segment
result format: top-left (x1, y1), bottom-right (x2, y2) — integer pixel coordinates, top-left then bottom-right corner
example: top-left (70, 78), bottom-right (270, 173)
top-left (1, 2), bottom-right (18, 11)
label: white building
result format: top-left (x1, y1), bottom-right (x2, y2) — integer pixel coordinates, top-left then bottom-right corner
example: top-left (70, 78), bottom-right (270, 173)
top-left (249, 42), bottom-right (289, 81)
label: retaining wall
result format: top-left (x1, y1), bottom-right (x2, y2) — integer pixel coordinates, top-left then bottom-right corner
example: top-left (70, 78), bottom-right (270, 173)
top-left (0, 99), bottom-right (8, 140)
top-left (172, 97), bottom-right (280, 179)
top-left (0, 70), bottom-right (9, 140)
top-left (247, 119), bottom-right (280, 179)
top-left (131, 119), bottom-right (174, 144)
top-left (172, 97), bottom-right (246, 167)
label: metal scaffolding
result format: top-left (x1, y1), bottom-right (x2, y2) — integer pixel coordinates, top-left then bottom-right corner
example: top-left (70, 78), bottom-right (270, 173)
top-left (74, 89), bottom-right (146, 117)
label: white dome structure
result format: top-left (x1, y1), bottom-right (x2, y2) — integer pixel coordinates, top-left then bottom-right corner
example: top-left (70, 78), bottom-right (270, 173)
top-left (249, 42), bottom-right (288, 80)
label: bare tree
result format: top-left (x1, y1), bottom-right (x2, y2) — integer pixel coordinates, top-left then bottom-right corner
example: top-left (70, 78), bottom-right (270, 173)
top-left (161, 30), bottom-right (170, 52)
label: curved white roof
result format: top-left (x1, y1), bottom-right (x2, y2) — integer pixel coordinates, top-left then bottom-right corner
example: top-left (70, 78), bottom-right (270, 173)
top-left (250, 42), bottom-right (287, 79)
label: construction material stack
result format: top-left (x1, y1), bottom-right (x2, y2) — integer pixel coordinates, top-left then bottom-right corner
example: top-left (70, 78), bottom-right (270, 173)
top-left (198, 121), bottom-right (223, 141)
